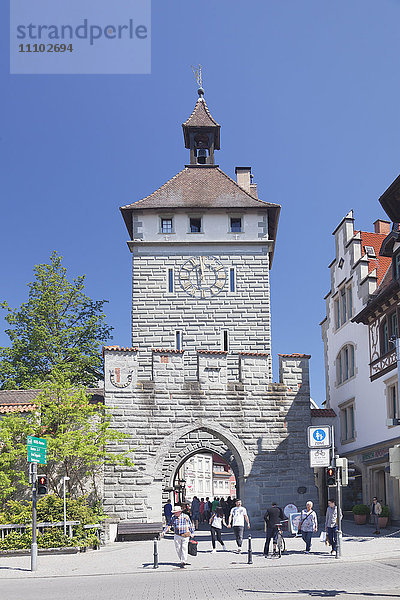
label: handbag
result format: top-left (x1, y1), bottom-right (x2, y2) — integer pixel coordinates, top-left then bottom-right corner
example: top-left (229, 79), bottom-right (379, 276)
top-left (319, 531), bottom-right (326, 543)
top-left (188, 537), bottom-right (198, 556)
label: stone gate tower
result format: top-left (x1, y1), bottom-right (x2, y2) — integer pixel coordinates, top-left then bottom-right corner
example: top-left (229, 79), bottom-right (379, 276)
top-left (103, 89), bottom-right (318, 527)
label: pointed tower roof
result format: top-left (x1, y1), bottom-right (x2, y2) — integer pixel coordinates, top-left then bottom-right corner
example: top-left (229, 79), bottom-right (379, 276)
top-left (182, 90), bottom-right (220, 149)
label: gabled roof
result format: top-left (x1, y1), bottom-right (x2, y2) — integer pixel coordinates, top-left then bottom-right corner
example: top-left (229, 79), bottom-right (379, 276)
top-left (0, 388), bottom-right (104, 414)
top-left (379, 173), bottom-right (400, 222)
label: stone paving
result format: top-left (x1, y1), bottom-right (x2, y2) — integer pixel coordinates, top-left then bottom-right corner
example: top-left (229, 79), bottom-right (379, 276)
top-left (1, 519), bottom-right (400, 581)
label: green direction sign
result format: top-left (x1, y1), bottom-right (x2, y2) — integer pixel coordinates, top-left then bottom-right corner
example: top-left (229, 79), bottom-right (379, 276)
top-left (27, 436), bottom-right (47, 465)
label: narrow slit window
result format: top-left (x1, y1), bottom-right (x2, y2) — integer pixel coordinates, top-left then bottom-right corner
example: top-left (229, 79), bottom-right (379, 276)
top-left (230, 268), bottom-right (235, 292)
top-left (223, 330), bottom-right (229, 352)
top-left (168, 268), bottom-right (174, 293)
top-left (176, 331), bottom-right (182, 351)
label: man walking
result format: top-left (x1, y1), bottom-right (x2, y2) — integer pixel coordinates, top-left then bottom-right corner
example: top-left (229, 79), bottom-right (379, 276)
top-left (228, 499), bottom-right (250, 553)
top-left (263, 502), bottom-right (284, 557)
top-left (325, 498), bottom-right (339, 554)
top-left (162, 505), bottom-right (195, 568)
top-left (163, 499), bottom-right (173, 525)
top-left (371, 497), bottom-right (382, 534)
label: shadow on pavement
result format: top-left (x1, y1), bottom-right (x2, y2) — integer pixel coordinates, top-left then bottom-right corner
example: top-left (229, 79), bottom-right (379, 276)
top-left (0, 567), bottom-right (31, 572)
top-left (238, 590), bottom-right (400, 598)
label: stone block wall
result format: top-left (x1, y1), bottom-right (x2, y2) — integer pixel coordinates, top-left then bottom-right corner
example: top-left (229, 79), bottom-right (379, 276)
top-left (130, 251), bottom-right (272, 381)
top-left (103, 348), bottom-right (318, 530)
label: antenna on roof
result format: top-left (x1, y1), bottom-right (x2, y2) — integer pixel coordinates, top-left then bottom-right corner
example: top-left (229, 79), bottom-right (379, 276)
top-left (191, 64), bottom-right (204, 97)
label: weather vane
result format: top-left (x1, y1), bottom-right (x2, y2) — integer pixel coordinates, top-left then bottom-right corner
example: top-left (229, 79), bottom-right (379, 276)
top-left (191, 64), bottom-right (204, 96)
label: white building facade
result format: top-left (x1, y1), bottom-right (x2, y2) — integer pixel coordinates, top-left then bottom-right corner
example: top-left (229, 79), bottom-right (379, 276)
top-left (321, 210), bottom-right (400, 518)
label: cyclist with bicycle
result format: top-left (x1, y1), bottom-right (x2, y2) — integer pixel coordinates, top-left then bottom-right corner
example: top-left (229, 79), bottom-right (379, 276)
top-left (263, 502), bottom-right (284, 557)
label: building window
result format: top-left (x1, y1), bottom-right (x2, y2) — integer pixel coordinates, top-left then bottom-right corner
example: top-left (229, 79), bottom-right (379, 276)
top-left (387, 383), bottom-right (399, 423)
top-left (161, 217), bottom-right (173, 234)
top-left (336, 344), bottom-right (355, 385)
top-left (223, 330), bottom-right (229, 352)
top-left (364, 245), bottom-right (376, 258)
top-left (347, 287), bottom-right (353, 319)
top-left (334, 284), bottom-right (353, 329)
top-left (334, 299), bottom-right (340, 330)
top-left (230, 268), bottom-right (235, 292)
top-left (394, 252), bottom-right (400, 280)
top-left (340, 401), bottom-right (356, 442)
top-left (176, 331), bottom-right (182, 351)
top-left (230, 217), bottom-right (242, 232)
top-left (189, 217), bottom-right (202, 233)
top-left (168, 268), bottom-right (174, 293)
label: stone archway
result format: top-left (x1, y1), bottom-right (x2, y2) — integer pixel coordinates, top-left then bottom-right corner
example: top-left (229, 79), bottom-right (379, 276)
top-left (162, 432), bottom-right (240, 505)
top-left (145, 420), bottom-right (252, 523)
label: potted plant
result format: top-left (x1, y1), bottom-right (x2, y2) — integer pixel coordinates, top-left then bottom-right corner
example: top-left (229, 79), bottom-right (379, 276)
top-left (352, 504), bottom-right (370, 524)
top-left (379, 505), bottom-right (390, 529)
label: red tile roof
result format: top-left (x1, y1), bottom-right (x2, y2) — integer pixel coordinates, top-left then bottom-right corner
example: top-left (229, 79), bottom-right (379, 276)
top-left (278, 353), bottom-right (311, 359)
top-left (358, 231), bottom-right (392, 286)
top-left (311, 408), bottom-right (336, 418)
top-left (103, 346), bottom-right (138, 352)
top-left (0, 403), bottom-right (37, 414)
top-left (240, 352), bottom-right (270, 357)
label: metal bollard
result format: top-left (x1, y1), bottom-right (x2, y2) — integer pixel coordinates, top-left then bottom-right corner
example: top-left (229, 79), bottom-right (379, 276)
top-left (153, 537), bottom-right (159, 569)
top-left (247, 534), bottom-right (253, 564)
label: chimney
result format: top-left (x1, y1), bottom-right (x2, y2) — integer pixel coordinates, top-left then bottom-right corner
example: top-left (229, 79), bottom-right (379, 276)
top-left (235, 167), bottom-right (251, 193)
top-left (374, 219), bottom-right (391, 235)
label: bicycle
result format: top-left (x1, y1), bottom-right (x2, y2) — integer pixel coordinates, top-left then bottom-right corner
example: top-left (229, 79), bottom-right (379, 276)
top-left (275, 521), bottom-right (287, 558)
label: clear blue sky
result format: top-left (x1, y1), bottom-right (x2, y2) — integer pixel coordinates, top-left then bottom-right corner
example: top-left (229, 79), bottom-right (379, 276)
top-left (1, 0), bottom-right (400, 404)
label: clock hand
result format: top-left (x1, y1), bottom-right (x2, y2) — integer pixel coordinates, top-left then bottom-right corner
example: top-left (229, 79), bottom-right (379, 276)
top-left (199, 256), bottom-right (205, 284)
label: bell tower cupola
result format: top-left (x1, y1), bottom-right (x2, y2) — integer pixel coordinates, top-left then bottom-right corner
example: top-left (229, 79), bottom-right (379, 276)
top-left (182, 87), bottom-right (220, 165)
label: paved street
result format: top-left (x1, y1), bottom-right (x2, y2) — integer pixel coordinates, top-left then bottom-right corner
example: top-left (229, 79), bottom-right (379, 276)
top-left (2, 521), bottom-right (400, 599)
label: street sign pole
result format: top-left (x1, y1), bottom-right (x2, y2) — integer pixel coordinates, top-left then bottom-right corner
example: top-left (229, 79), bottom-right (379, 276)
top-left (335, 450), bottom-right (343, 560)
top-left (30, 462), bottom-right (38, 572)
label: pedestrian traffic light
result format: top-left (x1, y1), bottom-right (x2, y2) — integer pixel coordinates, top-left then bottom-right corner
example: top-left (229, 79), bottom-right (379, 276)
top-left (326, 467), bottom-right (336, 487)
top-left (37, 475), bottom-right (48, 495)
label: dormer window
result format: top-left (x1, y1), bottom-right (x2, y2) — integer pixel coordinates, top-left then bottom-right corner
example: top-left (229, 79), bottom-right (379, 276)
top-left (394, 252), bottom-right (400, 280)
top-left (364, 245), bottom-right (376, 258)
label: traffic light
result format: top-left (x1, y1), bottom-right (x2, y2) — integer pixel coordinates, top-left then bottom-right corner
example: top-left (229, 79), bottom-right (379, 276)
top-left (37, 474), bottom-right (48, 495)
top-left (336, 457), bottom-right (348, 485)
top-left (389, 445), bottom-right (400, 478)
top-left (326, 467), bottom-right (336, 487)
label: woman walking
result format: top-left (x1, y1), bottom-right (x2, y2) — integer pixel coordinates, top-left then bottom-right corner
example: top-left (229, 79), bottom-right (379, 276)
top-left (209, 507), bottom-right (227, 553)
top-left (299, 500), bottom-right (318, 554)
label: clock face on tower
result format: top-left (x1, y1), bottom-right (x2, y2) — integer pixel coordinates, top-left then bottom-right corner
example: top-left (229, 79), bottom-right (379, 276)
top-left (178, 256), bottom-right (227, 298)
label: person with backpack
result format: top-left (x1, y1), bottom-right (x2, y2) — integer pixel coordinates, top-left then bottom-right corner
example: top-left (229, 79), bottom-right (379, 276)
top-left (299, 500), bottom-right (318, 553)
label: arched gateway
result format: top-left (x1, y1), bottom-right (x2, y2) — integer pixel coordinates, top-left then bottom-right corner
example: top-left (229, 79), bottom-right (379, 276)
top-left (103, 89), bottom-right (318, 529)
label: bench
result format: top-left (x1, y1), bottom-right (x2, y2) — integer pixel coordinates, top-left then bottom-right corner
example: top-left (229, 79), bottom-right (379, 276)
top-left (117, 521), bottom-right (163, 541)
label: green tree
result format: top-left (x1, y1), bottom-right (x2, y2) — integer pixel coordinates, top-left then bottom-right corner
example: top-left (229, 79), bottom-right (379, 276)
top-left (0, 377), bottom-right (133, 507)
top-left (0, 252), bottom-right (113, 389)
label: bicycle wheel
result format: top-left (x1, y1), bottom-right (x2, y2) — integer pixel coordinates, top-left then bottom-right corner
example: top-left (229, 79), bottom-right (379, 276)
top-left (277, 534), bottom-right (285, 557)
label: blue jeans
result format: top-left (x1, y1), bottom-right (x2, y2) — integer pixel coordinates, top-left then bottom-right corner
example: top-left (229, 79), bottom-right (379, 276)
top-left (302, 530), bottom-right (313, 552)
top-left (327, 526), bottom-right (337, 551)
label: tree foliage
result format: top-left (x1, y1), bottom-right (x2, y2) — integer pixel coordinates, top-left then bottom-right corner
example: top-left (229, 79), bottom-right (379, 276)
top-left (0, 252), bottom-right (113, 389)
top-left (0, 377), bottom-right (134, 508)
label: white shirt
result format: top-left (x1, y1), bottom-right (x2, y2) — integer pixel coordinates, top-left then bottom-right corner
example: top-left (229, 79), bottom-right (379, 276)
top-left (230, 506), bottom-right (247, 527)
top-left (211, 515), bottom-right (223, 529)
